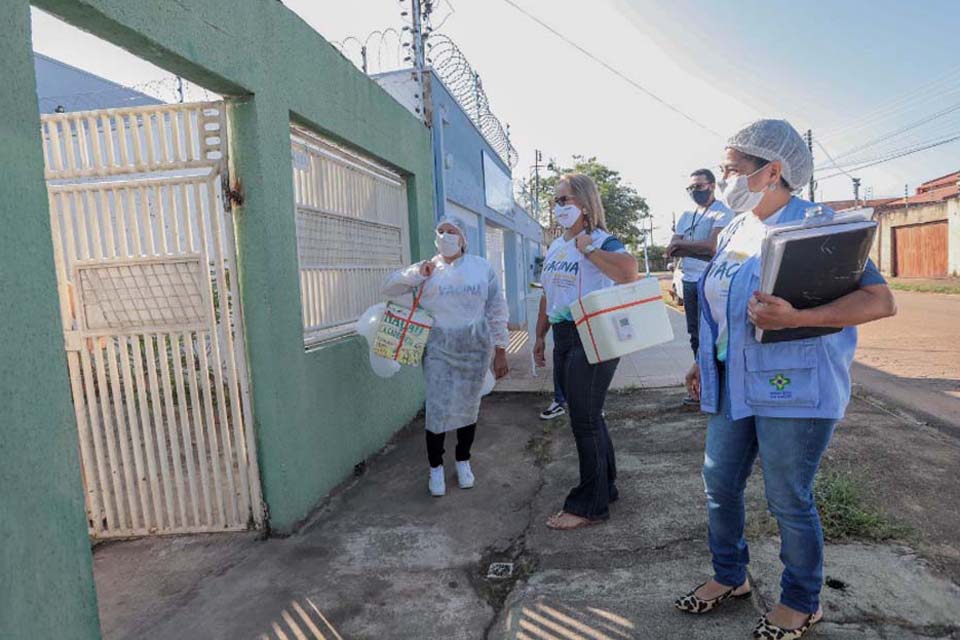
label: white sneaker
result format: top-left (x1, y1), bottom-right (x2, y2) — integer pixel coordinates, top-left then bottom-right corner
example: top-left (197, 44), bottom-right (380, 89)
top-left (456, 460), bottom-right (475, 489)
top-left (540, 401), bottom-right (566, 420)
top-left (429, 466), bottom-right (446, 497)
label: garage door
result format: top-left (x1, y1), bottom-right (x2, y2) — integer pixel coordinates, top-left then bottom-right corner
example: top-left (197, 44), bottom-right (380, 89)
top-left (894, 221), bottom-right (948, 277)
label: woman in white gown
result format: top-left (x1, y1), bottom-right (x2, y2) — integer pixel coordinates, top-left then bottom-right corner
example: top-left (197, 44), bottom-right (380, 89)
top-left (383, 216), bottom-right (509, 496)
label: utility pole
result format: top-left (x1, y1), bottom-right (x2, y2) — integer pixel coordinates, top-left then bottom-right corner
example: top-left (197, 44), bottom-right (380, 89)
top-left (410, 0), bottom-right (426, 70)
top-left (361, 44), bottom-right (368, 74)
top-left (852, 177), bottom-right (861, 205)
top-left (532, 149), bottom-right (544, 221)
top-left (473, 71), bottom-right (483, 122)
top-left (805, 129), bottom-right (815, 201)
top-left (406, 0), bottom-right (430, 125)
top-left (641, 216), bottom-right (651, 277)
top-left (904, 183), bottom-right (910, 214)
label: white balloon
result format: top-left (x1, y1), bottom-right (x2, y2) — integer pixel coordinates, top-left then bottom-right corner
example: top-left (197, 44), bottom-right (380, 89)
top-left (369, 351), bottom-right (401, 378)
top-left (356, 303), bottom-right (387, 345)
top-left (481, 369), bottom-right (495, 396)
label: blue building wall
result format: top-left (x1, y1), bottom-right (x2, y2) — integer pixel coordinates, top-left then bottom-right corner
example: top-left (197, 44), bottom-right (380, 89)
top-left (429, 72), bottom-right (543, 324)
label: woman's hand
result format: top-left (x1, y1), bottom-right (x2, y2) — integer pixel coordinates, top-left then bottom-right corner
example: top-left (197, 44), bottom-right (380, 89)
top-left (419, 259), bottom-right (435, 278)
top-left (574, 233), bottom-right (594, 254)
top-left (533, 337), bottom-right (547, 368)
top-left (748, 292), bottom-right (800, 330)
top-left (494, 348), bottom-right (509, 379)
top-left (685, 362), bottom-right (701, 401)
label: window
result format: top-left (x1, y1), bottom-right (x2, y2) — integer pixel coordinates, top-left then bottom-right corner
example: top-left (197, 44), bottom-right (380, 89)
top-left (290, 125), bottom-right (410, 347)
top-left (483, 150), bottom-right (513, 216)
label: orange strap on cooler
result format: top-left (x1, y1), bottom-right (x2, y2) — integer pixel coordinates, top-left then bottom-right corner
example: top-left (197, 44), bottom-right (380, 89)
top-left (393, 283), bottom-right (428, 360)
top-left (576, 267), bottom-right (660, 362)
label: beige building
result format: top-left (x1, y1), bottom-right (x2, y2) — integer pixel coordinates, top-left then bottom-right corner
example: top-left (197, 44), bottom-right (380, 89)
top-left (826, 171), bottom-right (960, 278)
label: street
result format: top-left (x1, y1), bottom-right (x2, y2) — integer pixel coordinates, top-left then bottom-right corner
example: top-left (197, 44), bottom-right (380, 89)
top-left (93, 389), bottom-right (960, 639)
top-left (853, 291), bottom-right (960, 430)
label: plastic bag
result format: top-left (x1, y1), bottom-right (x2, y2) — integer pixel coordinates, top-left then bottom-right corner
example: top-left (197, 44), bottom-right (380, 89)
top-left (357, 303), bottom-right (387, 345)
top-left (359, 304), bottom-right (401, 378)
top-left (481, 369), bottom-right (495, 396)
top-left (369, 350), bottom-right (401, 378)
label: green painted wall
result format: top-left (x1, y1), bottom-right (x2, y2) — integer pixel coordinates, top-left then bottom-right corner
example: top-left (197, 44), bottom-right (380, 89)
top-left (28, 0), bottom-right (437, 532)
top-left (1, 3), bottom-right (435, 634)
top-left (0, 3), bottom-right (102, 638)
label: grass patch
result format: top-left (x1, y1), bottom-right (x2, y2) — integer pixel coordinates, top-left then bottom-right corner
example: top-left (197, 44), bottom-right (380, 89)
top-left (889, 282), bottom-right (960, 295)
top-left (814, 471), bottom-right (910, 542)
top-left (746, 470), bottom-right (911, 543)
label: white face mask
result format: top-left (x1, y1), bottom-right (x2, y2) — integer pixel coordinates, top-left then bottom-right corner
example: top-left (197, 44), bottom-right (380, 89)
top-left (554, 203), bottom-right (583, 229)
top-left (436, 231), bottom-right (462, 258)
top-left (718, 166), bottom-right (768, 213)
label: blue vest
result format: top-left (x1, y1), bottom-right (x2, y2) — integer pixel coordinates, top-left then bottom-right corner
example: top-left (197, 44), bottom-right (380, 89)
top-left (697, 197), bottom-right (858, 420)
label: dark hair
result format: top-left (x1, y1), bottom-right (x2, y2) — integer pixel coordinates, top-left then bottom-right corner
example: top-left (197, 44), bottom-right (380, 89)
top-left (690, 168), bottom-right (716, 184)
top-left (737, 152), bottom-right (792, 190)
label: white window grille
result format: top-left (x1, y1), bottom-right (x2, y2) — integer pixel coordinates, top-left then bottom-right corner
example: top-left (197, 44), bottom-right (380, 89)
top-left (290, 125), bottom-right (410, 347)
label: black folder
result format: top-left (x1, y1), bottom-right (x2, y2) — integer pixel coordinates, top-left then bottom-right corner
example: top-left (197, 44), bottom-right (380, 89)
top-left (756, 218), bottom-right (877, 343)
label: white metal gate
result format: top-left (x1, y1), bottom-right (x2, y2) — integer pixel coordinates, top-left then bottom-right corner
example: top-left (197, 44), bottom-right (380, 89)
top-left (41, 102), bottom-right (263, 538)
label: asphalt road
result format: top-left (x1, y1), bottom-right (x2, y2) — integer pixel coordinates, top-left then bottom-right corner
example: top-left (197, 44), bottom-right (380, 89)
top-left (853, 290), bottom-right (960, 431)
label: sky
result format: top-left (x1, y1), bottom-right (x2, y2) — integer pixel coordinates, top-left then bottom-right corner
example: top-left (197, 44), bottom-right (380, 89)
top-left (30, 0), bottom-right (960, 243)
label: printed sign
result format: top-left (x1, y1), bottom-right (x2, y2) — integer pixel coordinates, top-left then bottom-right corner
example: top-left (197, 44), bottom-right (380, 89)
top-left (372, 302), bottom-right (433, 366)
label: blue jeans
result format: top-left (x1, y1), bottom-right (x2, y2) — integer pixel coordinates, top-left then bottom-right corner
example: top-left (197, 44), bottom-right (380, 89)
top-left (552, 353), bottom-right (566, 405)
top-left (703, 370), bottom-right (837, 614)
top-left (552, 321), bottom-right (619, 519)
top-left (682, 280), bottom-right (700, 356)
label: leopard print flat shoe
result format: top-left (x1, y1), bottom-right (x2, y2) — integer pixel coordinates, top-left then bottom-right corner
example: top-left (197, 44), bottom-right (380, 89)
top-left (752, 610), bottom-right (823, 639)
top-left (674, 582), bottom-right (752, 614)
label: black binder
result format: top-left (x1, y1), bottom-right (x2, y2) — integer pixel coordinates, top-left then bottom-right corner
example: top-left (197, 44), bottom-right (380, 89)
top-left (756, 216), bottom-right (877, 343)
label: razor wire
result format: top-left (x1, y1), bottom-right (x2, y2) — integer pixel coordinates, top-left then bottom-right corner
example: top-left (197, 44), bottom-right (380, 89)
top-left (333, 25), bottom-right (518, 169)
top-left (426, 34), bottom-right (518, 168)
top-left (38, 76), bottom-right (218, 112)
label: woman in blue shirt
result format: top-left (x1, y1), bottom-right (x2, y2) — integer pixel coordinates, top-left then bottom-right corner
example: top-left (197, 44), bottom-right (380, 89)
top-left (675, 120), bottom-right (896, 639)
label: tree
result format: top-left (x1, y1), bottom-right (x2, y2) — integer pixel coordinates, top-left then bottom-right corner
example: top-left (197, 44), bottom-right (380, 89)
top-left (532, 156), bottom-right (651, 245)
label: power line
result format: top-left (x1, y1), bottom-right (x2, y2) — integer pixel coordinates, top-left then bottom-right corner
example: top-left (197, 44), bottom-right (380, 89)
top-left (817, 126), bottom-right (960, 171)
top-left (821, 99), bottom-right (960, 166)
top-left (814, 140), bottom-right (856, 180)
top-left (816, 132), bottom-right (960, 181)
top-left (818, 64), bottom-right (960, 141)
top-left (498, 0), bottom-right (723, 138)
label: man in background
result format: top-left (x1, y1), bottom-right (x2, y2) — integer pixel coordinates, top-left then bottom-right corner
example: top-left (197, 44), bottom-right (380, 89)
top-left (667, 169), bottom-right (733, 405)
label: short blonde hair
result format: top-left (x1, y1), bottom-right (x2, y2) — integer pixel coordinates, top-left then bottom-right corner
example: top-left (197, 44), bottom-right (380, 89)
top-left (561, 173), bottom-right (607, 231)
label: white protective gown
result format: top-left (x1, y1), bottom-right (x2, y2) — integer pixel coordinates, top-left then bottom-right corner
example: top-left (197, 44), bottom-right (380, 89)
top-left (383, 254), bottom-right (509, 433)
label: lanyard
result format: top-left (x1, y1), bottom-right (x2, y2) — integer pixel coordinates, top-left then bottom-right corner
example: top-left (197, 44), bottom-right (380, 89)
top-left (684, 201), bottom-right (713, 237)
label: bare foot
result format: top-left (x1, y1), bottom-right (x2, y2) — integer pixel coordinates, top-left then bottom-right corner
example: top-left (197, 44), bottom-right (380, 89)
top-left (766, 604), bottom-right (823, 630)
top-left (545, 511), bottom-right (600, 530)
top-left (694, 578), bottom-right (751, 600)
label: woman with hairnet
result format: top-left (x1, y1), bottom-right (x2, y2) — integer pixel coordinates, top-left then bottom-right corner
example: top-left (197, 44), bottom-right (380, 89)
top-left (383, 216), bottom-right (509, 497)
top-left (675, 119), bottom-right (896, 639)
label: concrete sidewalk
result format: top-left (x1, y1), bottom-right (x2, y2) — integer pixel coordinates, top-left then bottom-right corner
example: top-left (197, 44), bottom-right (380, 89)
top-left (496, 306), bottom-right (692, 395)
top-left (94, 390), bottom-right (960, 640)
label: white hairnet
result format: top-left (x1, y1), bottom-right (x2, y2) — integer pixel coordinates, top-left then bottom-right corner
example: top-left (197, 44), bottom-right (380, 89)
top-left (436, 215), bottom-right (468, 250)
top-left (727, 119), bottom-right (813, 191)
